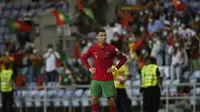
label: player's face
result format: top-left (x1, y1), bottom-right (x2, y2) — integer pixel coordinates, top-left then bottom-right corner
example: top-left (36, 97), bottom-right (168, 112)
top-left (97, 32), bottom-right (107, 43)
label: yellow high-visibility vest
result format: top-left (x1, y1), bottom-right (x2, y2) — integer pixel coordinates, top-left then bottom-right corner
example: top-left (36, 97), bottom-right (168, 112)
top-left (0, 69), bottom-right (13, 92)
top-left (141, 64), bottom-right (158, 88)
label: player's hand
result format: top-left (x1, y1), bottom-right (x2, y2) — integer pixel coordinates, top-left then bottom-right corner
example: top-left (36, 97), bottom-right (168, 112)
top-left (89, 68), bottom-right (96, 74)
top-left (107, 68), bottom-right (117, 73)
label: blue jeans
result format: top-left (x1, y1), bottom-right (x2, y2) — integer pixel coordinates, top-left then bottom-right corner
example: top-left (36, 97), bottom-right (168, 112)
top-left (156, 52), bottom-right (163, 66)
top-left (170, 64), bottom-right (183, 81)
top-left (131, 60), bottom-right (139, 80)
top-left (165, 46), bottom-right (172, 66)
top-left (27, 67), bottom-right (36, 83)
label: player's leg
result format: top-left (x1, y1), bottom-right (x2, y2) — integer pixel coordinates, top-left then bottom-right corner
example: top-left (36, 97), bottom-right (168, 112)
top-left (101, 81), bottom-right (116, 112)
top-left (91, 80), bottom-right (102, 112)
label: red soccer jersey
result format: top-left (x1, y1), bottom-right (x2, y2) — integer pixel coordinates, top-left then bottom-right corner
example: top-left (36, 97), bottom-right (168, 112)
top-left (81, 43), bottom-right (127, 81)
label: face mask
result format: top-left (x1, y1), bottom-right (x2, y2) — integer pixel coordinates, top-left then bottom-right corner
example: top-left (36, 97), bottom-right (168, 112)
top-left (149, 18), bottom-right (153, 23)
top-left (128, 37), bottom-right (133, 42)
top-left (122, 31), bottom-right (127, 35)
top-left (175, 43), bottom-right (179, 47)
top-left (33, 49), bottom-right (37, 54)
top-left (142, 49), bottom-right (146, 54)
top-left (195, 17), bottom-right (200, 22)
top-left (139, 11), bottom-right (143, 16)
top-left (181, 24), bottom-right (185, 29)
top-left (48, 48), bottom-right (53, 53)
top-left (173, 30), bottom-right (178, 35)
top-left (163, 31), bottom-right (168, 36)
top-left (5, 52), bottom-right (9, 56)
top-left (173, 17), bottom-right (177, 22)
top-left (87, 42), bottom-right (92, 47)
top-left (65, 69), bottom-right (71, 74)
top-left (112, 36), bottom-right (119, 41)
top-left (177, 21), bottom-right (181, 25)
top-left (145, 10), bottom-right (149, 14)
top-left (140, 27), bottom-right (144, 32)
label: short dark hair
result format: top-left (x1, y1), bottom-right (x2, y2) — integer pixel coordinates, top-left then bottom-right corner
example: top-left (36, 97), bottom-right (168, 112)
top-left (96, 28), bottom-right (106, 35)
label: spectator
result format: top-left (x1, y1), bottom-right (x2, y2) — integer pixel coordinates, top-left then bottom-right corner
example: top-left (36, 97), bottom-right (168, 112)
top-left (147, 16), bottom-right (164, 34)
top-left (113, 59), bottom-right (131, 112)
top-left (0, 50), bottom-right (14, 71)
top-left (150, 33), bottom-right (164, 66)
top-left (171, 40), bottom-right (188, 82)
top-left (58, 67), bottom-right (74, 89)
top-left (43, 44), bottom-right (60, 83)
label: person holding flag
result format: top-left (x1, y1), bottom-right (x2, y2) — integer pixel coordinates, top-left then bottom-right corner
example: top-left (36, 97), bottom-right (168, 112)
top-left (52, 9), bottom-right (71, 37)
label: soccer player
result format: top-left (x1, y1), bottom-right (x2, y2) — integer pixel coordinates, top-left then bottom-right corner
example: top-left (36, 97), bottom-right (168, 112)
top-left (81, 29), bottom-right (127, 112)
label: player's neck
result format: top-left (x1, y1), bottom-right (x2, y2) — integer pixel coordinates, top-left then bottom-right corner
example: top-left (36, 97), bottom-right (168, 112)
top-left (97, 42), bottom-right (105, 48)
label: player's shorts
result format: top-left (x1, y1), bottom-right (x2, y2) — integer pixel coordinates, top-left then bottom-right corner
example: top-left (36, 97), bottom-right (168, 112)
top-left (91, 80), bottom-right (115, 98)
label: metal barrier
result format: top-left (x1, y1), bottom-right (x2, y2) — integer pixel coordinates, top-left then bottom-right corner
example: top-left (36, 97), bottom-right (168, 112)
top-left (1, 83), bottom-right (200, 112)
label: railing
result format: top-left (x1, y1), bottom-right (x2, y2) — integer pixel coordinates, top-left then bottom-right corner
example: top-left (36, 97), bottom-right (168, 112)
top-left (1, 83), bottom-right (200, 112)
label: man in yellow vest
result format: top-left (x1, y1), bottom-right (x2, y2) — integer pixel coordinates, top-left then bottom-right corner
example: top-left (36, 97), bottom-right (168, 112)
top-left (113, 60), bottom-right (131, 112)
top-left (0, 62), bottom-right (14, 112)
top-left (140, 57), bottom-right (161, 112)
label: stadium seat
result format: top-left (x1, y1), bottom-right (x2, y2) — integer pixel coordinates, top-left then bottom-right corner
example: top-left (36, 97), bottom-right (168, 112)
top-left (12, 10), bottom-right (19, 18)
top-left (53, 90), bottom-right (65, 107)
top-left (19, 9), bottom-right (26, 17)
top-left (14, 90), bottom-right (22, 107)
top-left (34, 90), bottom-right (43, 107)
top-left (169, 86), bottom-right (178, 96)
top-left (61, 90), bottom-right (70, 107)
top-left (74, 89), bottom-right (84, 97)
top-left (24, 90), bottom-right (33, 107)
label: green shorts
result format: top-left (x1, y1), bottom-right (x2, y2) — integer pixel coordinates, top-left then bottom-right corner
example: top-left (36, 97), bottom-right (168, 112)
top-left (91, 80), bottom-right (115, 98)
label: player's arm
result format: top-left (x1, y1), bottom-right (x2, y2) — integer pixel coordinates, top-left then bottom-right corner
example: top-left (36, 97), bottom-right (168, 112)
top-left (107, 48), bottom-right (127, 73)
top-left (114, 48), bottom-right (127, 70)
top-left (81, 47), bottom-right (93, 70)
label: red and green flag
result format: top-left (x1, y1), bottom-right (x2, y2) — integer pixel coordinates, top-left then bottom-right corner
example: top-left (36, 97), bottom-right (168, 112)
top-left (7, 18), bottom-right (32, 33)
top-left (119, 11), bottom-right (134, 28)
top-left (73, 41), bottom-right (80, 59)
top-left (172, 0), bottom-right (187, 13)
top-left (52, 9), bottom-right (71, 26)
top-left (76, 1), bottom-right (95, 20)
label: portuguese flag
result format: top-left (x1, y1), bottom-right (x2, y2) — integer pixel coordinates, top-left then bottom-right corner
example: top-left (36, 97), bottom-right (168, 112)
top-left (73, 41), bottom-right (80, 59)
top-left (172, 0), bottom-right (187, 12)
top-left (52, 9), bottom-right (71, 26)
top-left (119, 11), bottom-right (134, 28)
top-left (76, 1), bottom-right (95, 20)
top-left (7, 18), bottom-right (32, 33)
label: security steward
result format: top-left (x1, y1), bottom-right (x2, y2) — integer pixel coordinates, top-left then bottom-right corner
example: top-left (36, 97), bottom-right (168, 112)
top-left (140, 57), bottom-right (161, 112)
top-left (0, 62), bottom-right (14, 112)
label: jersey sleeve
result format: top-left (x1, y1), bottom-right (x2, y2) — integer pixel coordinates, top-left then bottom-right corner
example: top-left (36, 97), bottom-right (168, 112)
top-left (81, 47), bottom-right (93, 69)
top-left (113, 47), bottom-right (127, 69)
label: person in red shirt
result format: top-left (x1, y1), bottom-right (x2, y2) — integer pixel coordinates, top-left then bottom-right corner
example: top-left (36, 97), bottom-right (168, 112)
top-left (81, 29), bottom-right (127, 112)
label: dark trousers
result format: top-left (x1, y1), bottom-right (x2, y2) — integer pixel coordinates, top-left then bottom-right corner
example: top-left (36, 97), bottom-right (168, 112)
top-left (46, 70), bottom-right (57, 82)
top-left (2, 91), bottom-right (14, 112)
top-left (115, 88), bottom-right (132, 112)
top-left (143, 86), bottom-right (160, 112)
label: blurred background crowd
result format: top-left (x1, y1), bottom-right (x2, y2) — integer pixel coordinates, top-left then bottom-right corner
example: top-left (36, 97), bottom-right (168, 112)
top-left (0, 0), bottom-right (200, 110)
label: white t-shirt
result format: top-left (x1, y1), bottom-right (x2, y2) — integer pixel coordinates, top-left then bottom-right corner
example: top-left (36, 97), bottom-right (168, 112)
top-left (43, 52), bottom-right (60, 72)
